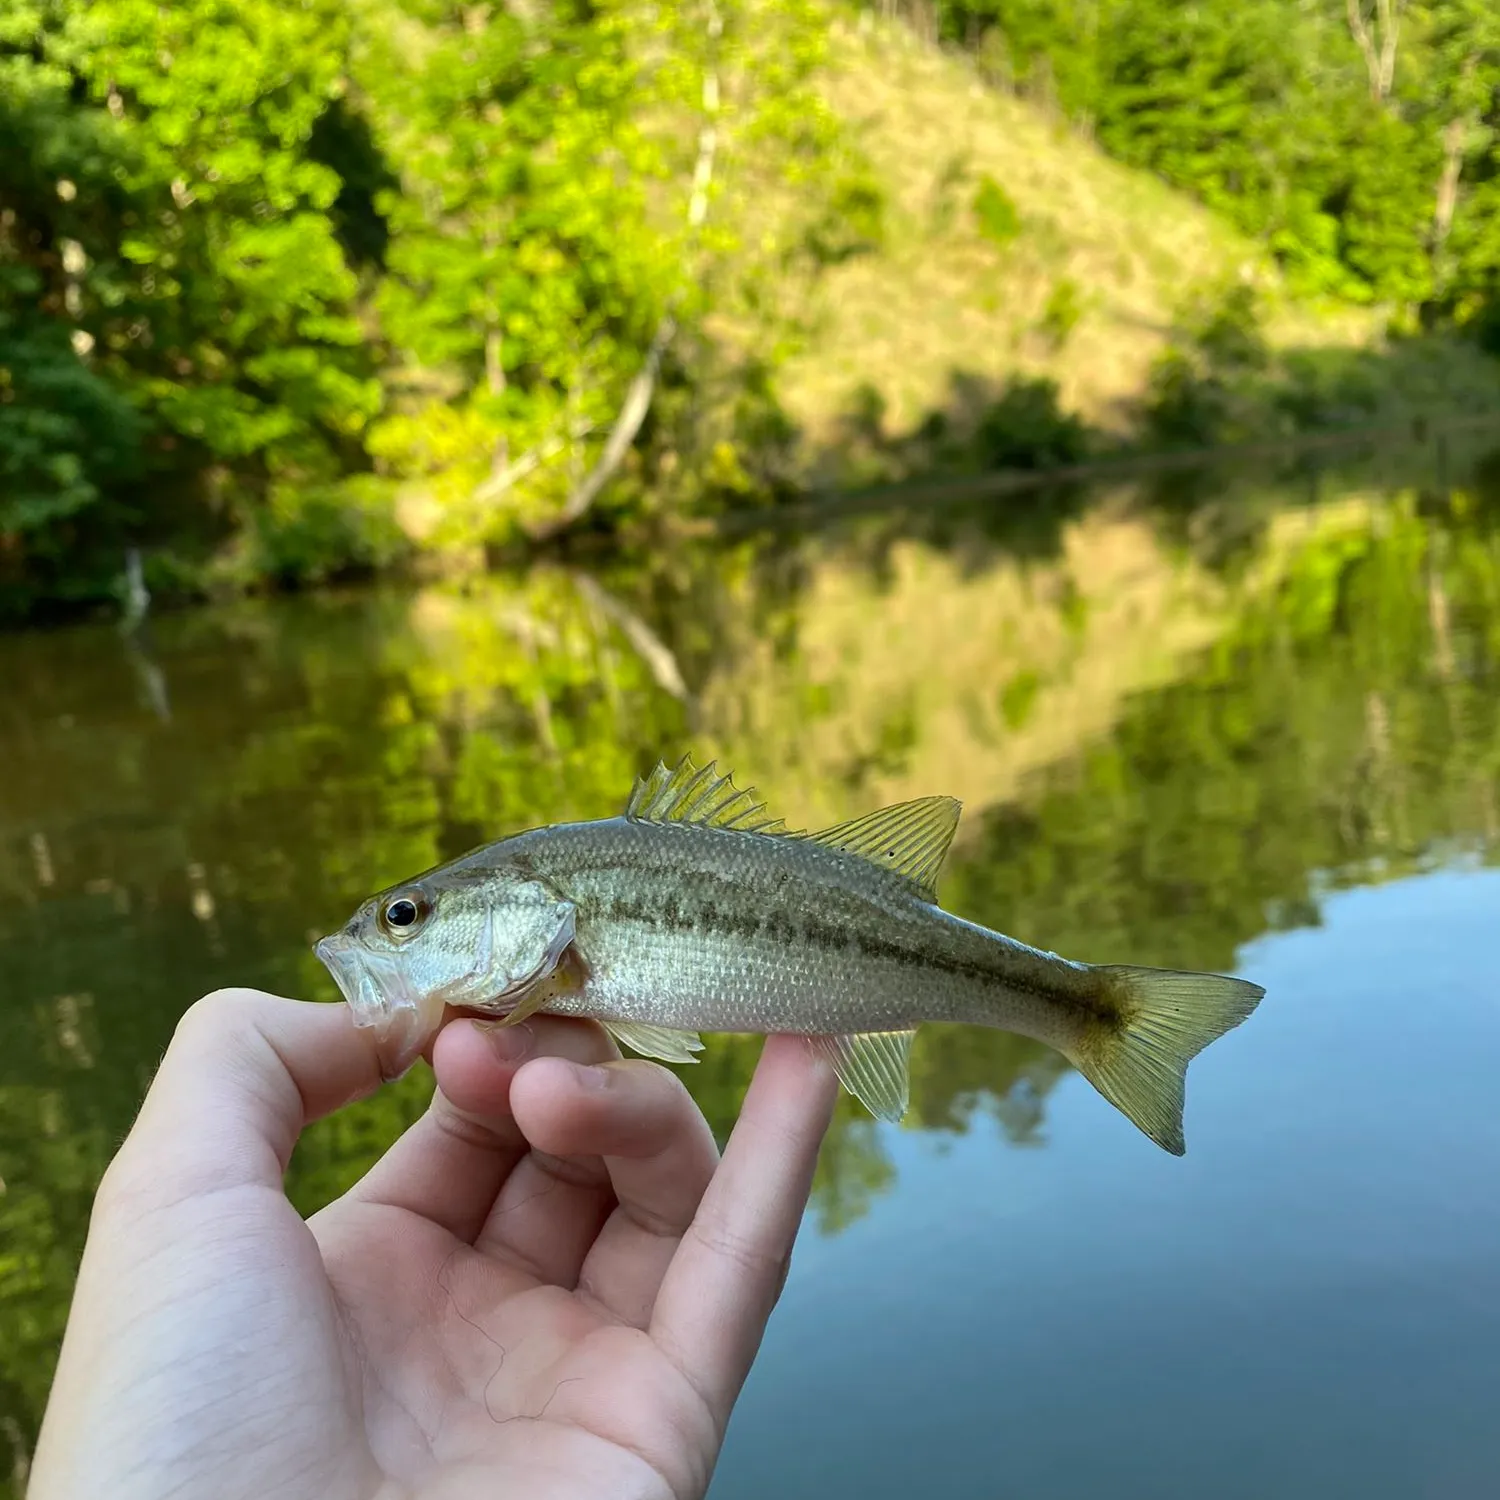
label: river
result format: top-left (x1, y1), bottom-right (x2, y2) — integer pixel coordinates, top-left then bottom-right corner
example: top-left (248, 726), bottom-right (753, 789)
top-left (3, 441), bottom-right (1499, 1497)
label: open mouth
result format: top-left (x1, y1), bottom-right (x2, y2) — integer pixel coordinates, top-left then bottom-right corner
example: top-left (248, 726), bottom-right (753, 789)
top-left (314, 934), bottom-right (439, 1081)
top-left (315, 935), bottom-right (399, 1029)
top-left (312, 932), bottom-right (540, 1081)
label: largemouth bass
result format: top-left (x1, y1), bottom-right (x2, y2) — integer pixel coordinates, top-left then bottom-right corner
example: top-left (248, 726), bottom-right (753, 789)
top-left (314, 755), bottom-right (1264, 1153)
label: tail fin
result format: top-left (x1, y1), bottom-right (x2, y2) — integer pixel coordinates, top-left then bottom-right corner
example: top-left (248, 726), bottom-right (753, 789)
top-left (1066, 966), bottom-right (1265, 1155)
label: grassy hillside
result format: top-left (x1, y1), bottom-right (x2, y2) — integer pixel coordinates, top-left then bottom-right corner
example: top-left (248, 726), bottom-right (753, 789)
top-left (741, 13), bottom-right (1500, 487)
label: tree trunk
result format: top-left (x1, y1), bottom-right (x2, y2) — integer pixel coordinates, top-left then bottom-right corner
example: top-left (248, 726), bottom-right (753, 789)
top-left (485, 325), bottom-right (509, 477)
top-left (1345, 0), bottom-right (1405, 103)
top-left (469, 417), bottom-right (599, 509)
top-left (1429, 56), bottom-right (1479, 302)
top-left (523, 316), bottom-right (678, 540)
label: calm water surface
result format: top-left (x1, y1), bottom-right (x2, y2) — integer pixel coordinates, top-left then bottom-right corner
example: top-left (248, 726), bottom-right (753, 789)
top-left (4, 451), bottom-right (1499, 1497)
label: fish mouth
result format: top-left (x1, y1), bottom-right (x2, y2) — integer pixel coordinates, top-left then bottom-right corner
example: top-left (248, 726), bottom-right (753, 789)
top-left (314, 934), bottom-right (433, 1082)
top-left (313, 896), bottom-right (577, 1080)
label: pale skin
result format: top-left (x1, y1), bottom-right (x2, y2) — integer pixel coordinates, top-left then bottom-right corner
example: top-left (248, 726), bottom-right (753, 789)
top-left (27, 987), bottom-right (839, 1500)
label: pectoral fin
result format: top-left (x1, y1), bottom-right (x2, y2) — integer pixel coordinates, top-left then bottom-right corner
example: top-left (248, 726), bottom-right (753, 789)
top-left (489, 987), bottom-right (552, 1027)
top-left (808, 1028), bottom-right (918, 1122)
top-left (603, 1020), bottom-right (706, 1065)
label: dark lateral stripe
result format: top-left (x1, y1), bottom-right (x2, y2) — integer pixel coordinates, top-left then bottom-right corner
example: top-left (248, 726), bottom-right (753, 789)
top-left (587, 889), bottom-right (1093, 1002)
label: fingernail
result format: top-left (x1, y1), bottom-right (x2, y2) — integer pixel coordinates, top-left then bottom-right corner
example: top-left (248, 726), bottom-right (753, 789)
top-left (574, 1061), bottom-right (615, 1091)
top-left (482, 1020), bottom-right (534, 1063)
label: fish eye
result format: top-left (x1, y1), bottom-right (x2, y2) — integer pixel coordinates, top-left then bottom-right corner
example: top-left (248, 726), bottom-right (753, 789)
top-left (378, 892), bottom-right (430, 937)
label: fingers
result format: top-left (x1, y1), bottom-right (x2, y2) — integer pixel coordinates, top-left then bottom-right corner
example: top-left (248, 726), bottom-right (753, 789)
top-left (99, 988), bottom-right (388, 1213)
top-left (468, 1053), bottom-right (662, 1280)
top-left (507, 1056), bottom-right (721, 1326)
top-left (335, 1015), bottom-right (618, 1243)
top-left (649, 1034), bottom-right (838, 1422)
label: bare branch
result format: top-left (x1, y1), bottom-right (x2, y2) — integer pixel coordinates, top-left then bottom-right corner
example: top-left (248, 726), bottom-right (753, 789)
top-left (1431, 58), bottom-right (1481, 296)
top-left (485, 326), bottom-right (508, 477)
top-left (1346, 0), bottom-right (1405, 102)
top-left (470, 417), bottom-right (598, 507)
top-left (1377, 0), bottom-right (1402, 98)
top-left (526, 317), bottom-right (677, 538)
top-left (1346, 0), bottom-right (1379, 97)
top-left (1433, 117), bottom-right (1468, 250)
top-left (569, 569), bottom-right (690, 701)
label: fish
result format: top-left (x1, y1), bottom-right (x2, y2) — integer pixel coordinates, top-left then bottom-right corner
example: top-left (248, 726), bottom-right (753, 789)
top-left (314, 754), bottom-right (1265, 1154)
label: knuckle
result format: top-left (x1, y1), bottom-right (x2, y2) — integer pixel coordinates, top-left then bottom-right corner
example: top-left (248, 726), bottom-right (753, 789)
top-left (686, 1213), bottom-right (784, 1280)
top-left (89, 1154), bottom-right (139, 1219)
top-left (91, 1145), bottom-right (171, 1224)
top-left (429, 1094), bottom-right (519, 1153)
top-left (623, 1195), bottom-right (697, 1241)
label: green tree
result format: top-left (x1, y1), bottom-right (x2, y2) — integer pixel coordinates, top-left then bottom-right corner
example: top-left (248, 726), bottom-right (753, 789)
top-left (1, 0), bottom-right (382, 612)
top-left (356, 0), bottom-right (838, 546)
top-left (77, 0), bottom-right (381, 549)
top-left (357, 0), bottom-right (678, 545)
top-left (0, 1), bottom-right (149, 614)
top-left (885, 0), bottom-right (1500, 319)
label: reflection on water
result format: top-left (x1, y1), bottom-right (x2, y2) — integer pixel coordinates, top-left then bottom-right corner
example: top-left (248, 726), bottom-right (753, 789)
top-left (3, 447), bottom-right (1500, 1497)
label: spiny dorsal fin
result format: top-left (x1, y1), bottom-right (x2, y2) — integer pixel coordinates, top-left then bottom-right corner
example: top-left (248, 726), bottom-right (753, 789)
top-left (625, 753), bottom-right (789, 833)
top-left (799, 796), bottom-right (961, 901)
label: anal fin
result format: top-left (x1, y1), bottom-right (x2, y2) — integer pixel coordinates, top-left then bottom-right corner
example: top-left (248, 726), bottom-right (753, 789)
top-left (808, 1028), bottom-right (917, 1122)
top-left (603, 1020), bottom-right (706, 1065)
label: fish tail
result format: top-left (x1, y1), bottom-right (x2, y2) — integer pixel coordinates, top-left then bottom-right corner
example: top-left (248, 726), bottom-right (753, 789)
top-left (1065, 966), bottom-right (1265, 1155)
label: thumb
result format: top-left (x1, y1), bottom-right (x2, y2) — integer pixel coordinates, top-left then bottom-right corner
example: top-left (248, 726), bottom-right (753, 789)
top-left (103, 987), bottom-right (389, 1211)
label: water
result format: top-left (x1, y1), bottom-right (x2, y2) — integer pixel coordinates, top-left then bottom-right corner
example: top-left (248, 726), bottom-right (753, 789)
top-left (4, 448), bottom-right (1500, 1497)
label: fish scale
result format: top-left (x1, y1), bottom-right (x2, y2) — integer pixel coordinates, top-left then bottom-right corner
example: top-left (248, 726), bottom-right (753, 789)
top-left (315, 754), bottom-right (1266, 1155)
top-left (528, 818), bottom-right (1095, 1041)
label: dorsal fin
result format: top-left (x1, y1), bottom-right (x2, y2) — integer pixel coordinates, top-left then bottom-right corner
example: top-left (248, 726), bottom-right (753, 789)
top-left (625, 753), bottom-right (790, 833)
top-left (798, 796), bottom-right (961, 900)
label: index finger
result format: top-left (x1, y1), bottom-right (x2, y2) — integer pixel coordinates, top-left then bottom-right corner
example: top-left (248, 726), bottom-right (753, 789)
top-left (648, 1033), bottom-right (838, 1419)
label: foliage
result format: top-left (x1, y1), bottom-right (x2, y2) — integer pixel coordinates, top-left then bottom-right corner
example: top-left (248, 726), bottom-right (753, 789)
top-left (972, 374), bottom-right (1089, 469)
top-left (0, 0), bottom-right (381, 613)
top-left (0, 0), bottom-right (842, 615)
top-left (877, 0), bottom-right (1500, 324)
top-left (12, 0), bottom-right (1500, 619)
top-left (971, 172), bottom-right (1021, 246)
top-left (358, 0), bottom-right (677, 544)
top-left (1037, 275), bottom-right (1083, 349)
top-left (0, 306), bottom-right (143, 584)
top-left (801, 167), bottom-right (889, 265)
top-left (1139, 280), bottom-right (1422, 447)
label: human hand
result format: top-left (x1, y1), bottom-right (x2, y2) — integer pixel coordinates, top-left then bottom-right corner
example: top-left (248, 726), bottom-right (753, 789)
top-left (29, 989), bottom-right (838, 1500)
